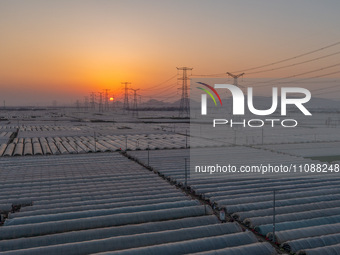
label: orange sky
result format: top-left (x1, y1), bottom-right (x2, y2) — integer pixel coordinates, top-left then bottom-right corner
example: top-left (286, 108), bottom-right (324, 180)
top-left (1, 0), bottom-right (340, 105)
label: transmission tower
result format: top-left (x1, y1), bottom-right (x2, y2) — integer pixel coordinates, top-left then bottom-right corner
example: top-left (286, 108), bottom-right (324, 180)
top-left (90, 92), bottom-right (96, 110)
top-left (110, 95), bottom-right (115, 111)
top-left (226, 72), bottom-right (245, 87)
top-left (177, 67), bottom-right (193, 117)
top-left (98, 92), bottom-right (104, 112)
top-left (75, 99), bottom-right (80, 110)
top-left (104, 89), bottom-right (110, 111)
top-left (84, 96), bottom-right (89, 111)
top-left (122, 82), bottom-right (131, 110)
top-left (226, 72), bottom-right (245, 118)
top-left (129, 88), bottom-right (140, 117)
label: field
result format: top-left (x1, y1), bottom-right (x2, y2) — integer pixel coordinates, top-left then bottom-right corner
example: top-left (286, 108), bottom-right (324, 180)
top-left (1, 107), bottom-right (340, 254)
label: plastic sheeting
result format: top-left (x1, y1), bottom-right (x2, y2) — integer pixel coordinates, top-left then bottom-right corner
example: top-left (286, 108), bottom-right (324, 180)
top-left (297, 243), bottom-right (340, 255)
top-left (3, 143), bottom-right (15, 156)
top-left (272, 223), bottom-right (340, 244)
top-left (0, 144), bottom-right (7, 156)
top-left (188, 242), bottom-right (276, 255)
top-left (0, 215), bottom-right (219, 251)
top-left (0, 205), bottom-right (213, 239)
top-left (13, 143), bottom-right (23, 156)
top-left (33, 143), bottom-right (43, 155)
top-left (0, 223), bottom-right (242, 255)
top-left (257, 215), bottom-right (340, 236)
top-left (12, 196), bottom-right (188, 218)
top-left (245, 206), bottom-right (340, 228)
top-left (233, 199), bottom-right (340, 221)
top-left (40, 142), bottom-right (52, 155)
top-left (282, 232), bottom-right (340, 254)
top-left (94, 232), bottom-right (258, 255)
top-left (23, 143), bottom-right (33, 156)
top-left (5, 200), bottom-right (200, 226)
top-left (226, 193), bottom-right (340, 214)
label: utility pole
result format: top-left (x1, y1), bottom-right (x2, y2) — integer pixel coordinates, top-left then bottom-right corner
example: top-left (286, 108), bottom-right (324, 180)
top-left (129, 88), bottom-right (140, 117)
top-left (177, 67), bottom-right (192, 117)
top-left (226, 72), bottom-right (245, 87)
top-left (122, 82), bottom-right (131, 111)
top-left (98, 92), bottom-right (104, 112)
top-left (104, 89), bottom-right (110, 111)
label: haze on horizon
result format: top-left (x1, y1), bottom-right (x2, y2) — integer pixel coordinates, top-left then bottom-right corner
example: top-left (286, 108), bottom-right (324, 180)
top-left (1, 0), bottom-right (340, 106)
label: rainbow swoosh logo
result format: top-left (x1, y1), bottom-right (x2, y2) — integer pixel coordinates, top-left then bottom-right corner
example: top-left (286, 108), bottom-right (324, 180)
top-left (196, 82), bottom-right (222, 106)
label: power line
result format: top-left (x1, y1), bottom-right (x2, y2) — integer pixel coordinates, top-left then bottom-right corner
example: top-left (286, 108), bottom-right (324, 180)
top-left (263, 70), bottom-right (340, 86)
top-left (138, 83), bottom-right (178, 101)
top-left (254, 63), bottom-right (340, 87)
top-left (246, 50), bottom-right (340, 75)
top-left (191, 73), bottom-right (226, 77)
top-left (313, 87), bottom-right (340, 96)
top-left (148, 83), bottom-right (178, 96)
top-left (157, 91), bottom-right (179, 98)
top-left (141, 74), bottom-right (177, 91)
top-left (159, 93), bottom-right (181, 101)
top-left (311, 84), bottom-right (340, 92)
top-left (232, 40), bottom-right (340, 73)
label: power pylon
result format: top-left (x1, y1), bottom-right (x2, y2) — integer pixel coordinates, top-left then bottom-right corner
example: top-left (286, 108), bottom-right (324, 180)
top-left (177, 67), bottom-right (193, 117)
top-left (226, 72), bottom-right (245, 87)
top-left (110, 95), bottom-right (115, 111)
top-left (104, 89), bottom-right (110, 111)
top-left (84, 96), bottom-right (89, 111)
top-left (129, 88), bottom-right (140, 117)
top-left (75, 100), bottom-right (80, 110)
top-left (226, 72), bottom-right (245, 118)
top-left (90, 92), bottom-right (96, 110)
top-left (98, 92), bottom-right (104, 112)
top-left (121, 82), bottom-right (131, 110)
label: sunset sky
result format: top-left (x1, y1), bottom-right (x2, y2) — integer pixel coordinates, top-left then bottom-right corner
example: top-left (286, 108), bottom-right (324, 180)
top-left (1, 0), bottom-right (340, 106)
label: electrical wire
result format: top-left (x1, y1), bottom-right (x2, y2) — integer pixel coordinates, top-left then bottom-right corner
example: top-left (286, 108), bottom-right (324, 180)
top-left (141, 74), bottom-right (177, 91)
top-left (311, 84), bottom-right (340, 92)
top-left (266, 70), bottom-right (340, 86)
top-left (191, 42), bottom-right (340, 77)
top-left (253, 63), bottom-right (340, 87)
top-left (246, 51), bottom-right (340, 75)
top-left (191, 73), bottom-right (226, 77)
top-left (313, 87), bottom-right (340, 96)
top-left (232, 41), bottom-right (340, 73)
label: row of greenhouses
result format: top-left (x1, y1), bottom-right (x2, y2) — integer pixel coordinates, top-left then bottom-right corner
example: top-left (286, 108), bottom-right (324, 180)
top-left (0, 131), bottom-right (12, 145)
top-left (127, 147), bottom-right (340, 255)
top-left (0, 134), bottom-right (188, 156)
top-left (0, 133), bottom-right (226, 157)
top-left (0, 153), bottom-right (277, 254)
top-left (258, 141), bottom-right (340, 157)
